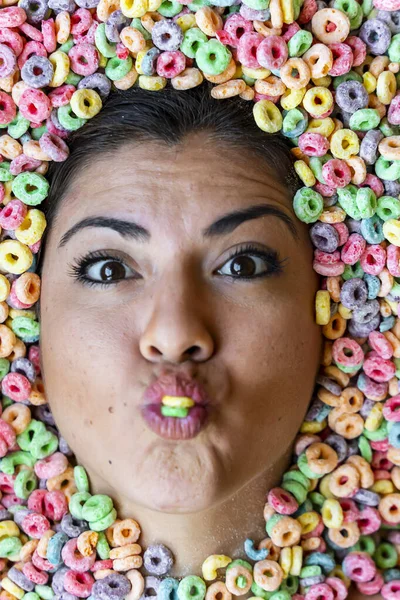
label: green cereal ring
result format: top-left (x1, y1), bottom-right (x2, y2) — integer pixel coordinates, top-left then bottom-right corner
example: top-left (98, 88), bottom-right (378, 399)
top-left (240, 0), bottom-right (269, 9)
top-left (177, 576), bottom-right (206, 600)
top-left (0, 451), bottom-right (35, 474)
top-left (35, 586), bottom-right (54, 600)
top-left (356, 186), bottom-right (377, 219)
top-left (281, 480), bottom-right (308, 504)
top-left (342, 262), bottom-right (365, 280)
top-left (82, 494), bottom-right (114, 522)
top-left (374, 542), bottom-right (398, 569)
top-left (352, 535), bottom-right (376, 555)
top-left (282, 108), bottom-right (308, 138)
top-left (24, 594), bottom-right (40, 600)
top-left (161, 406), bottom-right (189, 417)
top-left (74, 465), bottom-right (90, 493)
top-left (363, 419), bottom-right (388, 441)
top-left (17, 420), bottom-right (46, 452)
top-left (14, 468), bottom-right (38, 500)
top-left (338, 184), bottom-right (360, 220)
top-left (294, 498), bottom-right (313, 516)
top-left (251, 582), bottom-right (273, 600)
top-left (309, 492), bottom-right (325, 509)
top-left (12, 173), bottom-right (49, 206)
top-left (270, 592), bottom-right (291, 600)
top-left (309, 155), bottom-right (331, 185)
top-left (65, 71), bottom-right (82, 86)
top-left (297, 452), bottom-right (324, 478)
top-left (0, 537), bottom-right (22, 559)
top-left (380, 117), bottom-right (400, 138)
top-left (181, 28), bottom-right (208, 59)
top-left (59, 36), bottom-right (74, 53)
top-left (95, 23), bottom-right (117, 57)
top-left (288, 30), bottom-right (312, 57)
top-left (358, 435), bottom-right (372, 462)
top-left (7, 112), bottom-right (30, 139)
top-left (2, 397), bottom-right (13, 410)
top-left (30, 431), bottom-right (58, 460)
top-left (58, 104), bottom-right (87, 131)
top-left (0, 358), bottom-right (10, 381)
top-left (349, 3), bottom-right (363, 28)
top-left (11, 316), bottom-right (40, 342)
top-left (188, 0), bottom-right (210, 10)
top-left (31, 125), bottom-right (47, 141)
top-left (300, 566), bottom-right (322, 578)
top-left (0, 162), bottom-right (13, 182)
top-left (375, 156), bottom-right (400, 181)
top-left (388, 33), bottom-right (400, 63)
top-left (282, 470), bottom-right (310, 490)
top-left (361, 0), bottom-right (373, 15)
top-left (242, 73), bottom-right (256, 86)
top-left (89, 508), bottom-right (117, 531)
top-left (105, 56), bottom-right (133, 81)
top-left (96, 531), bottom-right (110, 559)
top-left (333, 0), bottom-right (359, 18)
top-left (292, 187), bottom-right (323, 223)
top-left (158, 0), bottom-right (182, 16)
top-left (195, 39), bottom-right (231, 76)
top-left (349, 108), bottom-right (381, 131)
top-left (266, 514), bottom-right (284, 536)
top-left (226, 558), bottom-right (252, 572)
top-left (376, 196), bottom-right (400, 221)
top-left (333, 71), bottom-right (363, 89)
top-left (279, 575), bottom-right (298, 595)
top-left (69, 491), bottom-right (92, 519)
top-left (130, 19), bottom-right (151, 40)
top-left (336, 361), bottom-right (363, 374)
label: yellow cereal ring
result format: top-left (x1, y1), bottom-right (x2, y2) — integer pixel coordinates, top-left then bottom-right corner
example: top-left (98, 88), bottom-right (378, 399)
top-left (315, 290), bottom-right (330, 325)
top-left (15, 209), bottom-right (47, 246)
top-left (161, 396), bottom-right (195, 408)
top-left (253, 100), bottom-right (282, 133)
top-left (280, 87), bottom-right (306, 110)
top-left (138, 75), bottom-right (167, 91)
top-left (322, 498), bottom-right (343, 528)
top-left (49, 51), bottom-right (70, 87)
top-left (384, 219), bottom-right (400, 247)
top-left (0, 241), bottom-right (33, 275)
top-left (303, 86), bottom-right (333, 117)
top-left (1, 579), bottom-right (23, 600)
top-left (330, 129), bottom-right (359, 159)
top-left (202, 555), bottom-right (232, 581)
top-left (70, 89), bottom-right (102, 119)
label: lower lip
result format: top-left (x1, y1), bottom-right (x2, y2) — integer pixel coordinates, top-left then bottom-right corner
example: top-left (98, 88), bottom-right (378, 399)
top-left (140, 404), bottom-right (210, 440)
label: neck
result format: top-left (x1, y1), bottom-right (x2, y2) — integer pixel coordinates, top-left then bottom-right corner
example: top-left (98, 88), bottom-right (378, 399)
top-left (79, 447), bottom-right (293, 578)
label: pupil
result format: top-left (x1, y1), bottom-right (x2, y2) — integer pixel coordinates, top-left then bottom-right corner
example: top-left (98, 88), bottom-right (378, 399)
top-left (100, 261), bottom-right (125, 281)
top-left (231, 256), bottom-right (255, 276)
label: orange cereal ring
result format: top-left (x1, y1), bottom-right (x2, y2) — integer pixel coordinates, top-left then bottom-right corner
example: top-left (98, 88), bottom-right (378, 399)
top-left (330, 412), bottom-right (364, 439)
top-left (125, 569), bottom-right (145, 600)
top-left (302, 43), bottom-right (333, 79)
top-left (113, 556), bottom-right (143, 571)
top-left (280, 58), bottom-right (310, 89)
top-left (2, 404), bottom-right (31, 435)
top-left (317, 387), bottom-right (340, 408)
top-left (113, 519), bottom-right (141, 546)
top-left (263, 502), bottom-right (276, 522)
top-left (329, 464), bottom-right (360, 497)
top-left (326, 276), bottom-right (341, 302)
top-left (255, 76), bottom-right (286, 97)
top-left (225, 564), bottom-right (253, 595)
top-left (8, 339), bottom-right (26, 362)
top-left (337, 387), bottom-right (364, 414)
top-left (322, 340), bottom-right (333, 366)
top-left (0, 325), bottom-right (16, 358)
top-left (77, 531), bottom-right (98, 557)
top-left (379, 494), bottom-right (400, 524)
top-left (0, 303), bottom-right (9, 324)
top-left (258, 538), bottom-right (280, 562)
top-left (328, 522), bottom-right (360, 548)
top-left (205, 581), bottom-right (232, 600)
top-left (211, 79), bottom-right (246, 99)
top-left (46, 466), bottom-right (77, 502)
top-left (19, 540), bottom-right (38, 563)
top-left (195, 6), bottom-right (223, 36)
top-left (311, 8), bottom-right (350, 44)
top-left (109, 544), bottom-right (142, 559)
top-left (13, 273), bottom-right (41, 306)
top-left (270, 516), bottom-right (302, 547)
top-left (323, 365), bottom-right (350, 388)
top-left (253, 559), bottom-right (283, 592)
top-left (347, 455), bottom-right (374, 489)
top-left (322, 313), bottom-right (346, 340)
top-left (28, 377), bottom-right (47, 406)
top-left (305, 442), bottom-right (338, 475)
top-left (203, 58), bottom-right (237, 84)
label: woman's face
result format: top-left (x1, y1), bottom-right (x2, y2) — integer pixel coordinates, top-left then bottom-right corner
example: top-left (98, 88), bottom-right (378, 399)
top-left (39, 133), bottom-right (322, 513)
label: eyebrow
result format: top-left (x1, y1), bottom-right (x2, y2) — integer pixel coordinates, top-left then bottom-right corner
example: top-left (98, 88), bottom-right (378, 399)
top-left (58, 203), bottom-right (298, 248)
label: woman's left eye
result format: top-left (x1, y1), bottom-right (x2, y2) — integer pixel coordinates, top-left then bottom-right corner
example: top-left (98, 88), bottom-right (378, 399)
top-left (216, 246), bottom-right (285, 280)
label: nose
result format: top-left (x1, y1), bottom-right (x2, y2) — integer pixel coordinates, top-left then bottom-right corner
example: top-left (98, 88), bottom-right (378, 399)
top-left (139, 277), bottom-right (215, 364)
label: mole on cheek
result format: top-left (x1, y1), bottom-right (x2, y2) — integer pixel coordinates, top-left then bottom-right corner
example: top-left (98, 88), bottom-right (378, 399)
top-left (108, 406), bottom-right (114, 414)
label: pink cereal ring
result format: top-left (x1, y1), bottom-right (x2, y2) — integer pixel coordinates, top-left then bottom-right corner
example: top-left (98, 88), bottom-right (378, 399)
top-left (313, 260), bottom-right (345, 276)
top-left (19, 22), bottom-right (43, 42)
top-left (373, 0), bottom-right (400, 10)
top-left (116, 43), bottom-right (129, 60)
top-left (0, 29), bottom-right (24, 57)
top-left (237, 32), bottom-right (263, 69)
top-left (281, 22), bottom-right (301, 42)
top-left (256, 36), bottom-right (288, 70)
top-left (332, 337), bottom-right (364, 368)
top-left (17, 41), bottom-right (47, 70)
top-left (369, 331), bottom-right (393, 360)
top-left (371, 439), bottom-right (389, 451)
top-left (19, 89), bottom-right (52, 124)
top-left (216, 30), bottom-right (235, 46)
top-left (375, 469), bottom-right (392, 480)
top-left (9, 155), bottom-right (42, 177)
top-left (1, 372), bottom-right (31, 402)
top-left (2, 494), bottom-right (23, 508)
top-left (39, 132), bottom-right (69, 162)
top-left (28, 345), bottom-right (41, 375)
top-left (388, 95), bottom-right (400, 126)
top-left (22, 513), bottom-right (51, 539)
top-left (0, 473), bottom-right (15, 494)
top-left (91, 560), bottom-right (113, 572)
top-left (314, 249), bottom-right (341, 264)
top-left (327, 42), bottom-right (353, 76)
top-left (156, 50), bottom-right (186, 78)
top-left (304, 584), bottom-right (334, 600)
top-left (71, 9), bottom-right (93, 36)
top-left (34, 452), bottom-right (69, 479)
top-left (23, 561), bottom-right (49, 585)
top-left (42, 19), bottom-right (57, 54)
top-left (68, 43), bottom-right (99, 76)
top-left (27, 489), bottom-right (47, 513)
top-left (298, 0), bottom-right (317, 24)
top-left (339, 499), bottom-right (360, 523)
top-left (341, 233), bottom-right (366, 265)
top-left (357, 506), bottom-right (382, 534)
top-left (0, 8), bottom-right (27, 28)
top-left (383, 395), bottom-right (400, 422)
top-left (32, 550), bottom-right (55, 573)
top-left (314, 182), bottom-right (336, 197)
top-left (223, 14), bottom-right (253, 48)
top-left (363, 354), bottom-right (396, 382)
top-left (360, 244), bottom-right (386, 276)
top-left (0, 419), bottom-right (16, 458)
top-left (381, 580), bottom-right (400, 600)
top-left (332, 222), bottom-right (349, 246)
top-left (64, 570), bottom-right (94, 598)
top-left (359, 174), bottom-right (384, 198)
top-left (325, 578), bottom-right (348, 600)
top-left (0, 91), bottom-right (16, 125)
top-left (8, 284), bottom-right (33, 310)
top-left (44, 490), bottom-right (68, 521)
top-left (371, 451), bottom-right (392, 469)
top-left (298, 132), bottom-right (330, 157)
top-left (267, 487), bottom-right (298, 515)
top-left (62, 538), bottom-right (96, 572)
top-left (345, 36), bottom-right (366, 67)
top-left (387, 244), bottom-right (400, 277)
top-left (322, 158), bottom-right (352, 188)
top-left (48, 84), bottom-right (75, 106)
top-left (0, 200), bottom-right (27, 231)
top-left (342, 552), bottom-right (376, 583)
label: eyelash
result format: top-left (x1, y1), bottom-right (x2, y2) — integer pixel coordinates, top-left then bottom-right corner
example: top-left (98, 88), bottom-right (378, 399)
top-left (67, 245), bottom-right (287, 289)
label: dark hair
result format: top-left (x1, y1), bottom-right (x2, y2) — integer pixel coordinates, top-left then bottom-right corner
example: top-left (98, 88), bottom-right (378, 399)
top-left (37, 81), bottom-right (300, 273)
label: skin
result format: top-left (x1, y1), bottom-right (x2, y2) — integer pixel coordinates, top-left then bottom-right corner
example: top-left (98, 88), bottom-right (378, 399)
top-left (39, 131), bottom-right (325, 580)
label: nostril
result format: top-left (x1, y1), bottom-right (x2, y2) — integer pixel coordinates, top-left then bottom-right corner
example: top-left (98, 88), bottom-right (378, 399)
top-left (185, 346), bottom-right (201, 357)
top-left (149, 346), bottom-right (163, 357)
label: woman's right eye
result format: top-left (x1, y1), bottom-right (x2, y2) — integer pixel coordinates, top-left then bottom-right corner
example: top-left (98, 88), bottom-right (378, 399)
top-left (68, 251), bottom-right (140, 288)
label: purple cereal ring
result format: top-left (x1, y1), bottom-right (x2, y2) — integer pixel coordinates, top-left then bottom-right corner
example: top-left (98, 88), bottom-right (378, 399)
top-left (256, 35), bottom-right (288, 70)
top-left (51, 567), bottom-right (70, 594)
top-left (92, 574), bottom-right (131, 600)
top-left (151, 20), bottom-right (183, 51)
top-left (48, 0), bottom-right (77, 12)
top-left (335, 80), bottom-right (369, 113)
top-left (351, 299), bottom-right (380, 324)
top-left (0, 28), bottom-right (24, 57)
top-left (73, 0), bottom-right (98, 10)
top-left (47, 110), bottom-right (70, 140)
top-left (138, 577), bottom-right (161, 600)
top-left (0, 8), bottom-right (27, 28)
top-left (359, 18), bottom-right (391, 55)
top-left (324, 433), bottom-right (348, 462)
top-left (68, 43), bottom-right (99, 75)
top-left (223, 14), bottom-right (253, 48)
top-left (39, 133), bottom-right (69, 162)
top-left (310, 222), bottom-right (339, 252)
top-left (360, 129), bottom-right (384, 165)
top-left (60, 513), bottom-right (88, 537)
top-left (19, 0), bottom-right (50, 24)
top-left (0, 43), bottom-right (17, 79)
top-left (376, 9), bottom-right (400, 33)
top-left (10, 357), bottom-right (36, 382)
top-left (352, 489), bottom-right (380, 506)
top-left (315, 375), bottom-right (342, 396)
top-left (78, 73), bottom-right (111, 99)
top-left (143, 544), bottom-right (174, 575)
top-left (105, 10), bottom-right (130, 42)
top-left (384, 179), bottom-right (400, 197)
top-left (8, 567), bottom-right (35, 592)
top-left (388, 94), bottom-right (400, 126)
top-left (348, 312), bottom-right (381, 337)
top-left (340, 278), bottom-right (367, 310)
top-left (21, 55), bottom-right (54, 88)
top-left (239, 4), bottom-right (270, 19)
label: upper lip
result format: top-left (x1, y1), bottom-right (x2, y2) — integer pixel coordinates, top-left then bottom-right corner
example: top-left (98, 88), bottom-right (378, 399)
top-left (142, 373), bottom-right (212, 406)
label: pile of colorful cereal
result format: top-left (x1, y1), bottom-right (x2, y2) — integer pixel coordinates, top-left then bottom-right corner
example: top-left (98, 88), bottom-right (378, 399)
top-left (0, 0), bottom-right (399, 596)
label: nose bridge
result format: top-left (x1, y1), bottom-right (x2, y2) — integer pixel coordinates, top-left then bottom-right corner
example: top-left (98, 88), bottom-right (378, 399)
top-left (139, 259), bottom-right (215, 364)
